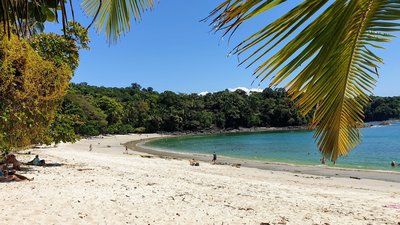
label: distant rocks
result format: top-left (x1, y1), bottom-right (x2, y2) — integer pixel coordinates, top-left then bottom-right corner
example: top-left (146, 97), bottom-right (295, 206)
top-left (169, 126), bottom-right (311, 136)
top-left (362, 123), bottom-right (373, 128)
top-left (363, 120), bottom-right (399, 128)
top-left (379, 121), bottom-right (391, 126)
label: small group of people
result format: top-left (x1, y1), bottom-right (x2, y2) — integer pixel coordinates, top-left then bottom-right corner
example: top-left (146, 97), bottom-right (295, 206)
top-left (320, 156), bottom-right (397, 168)
top-left (188, 152), bottom-right (217, 166)
top-left (0, 163), bottom-right (32, 182)
top-left (320, 157), bottom-right (336, 165)
top-left (0, 154), bottom-right (46, 182)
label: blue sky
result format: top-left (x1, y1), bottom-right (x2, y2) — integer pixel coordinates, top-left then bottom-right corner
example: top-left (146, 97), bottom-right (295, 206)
top-left (47, 1), bottom-right (399, 96)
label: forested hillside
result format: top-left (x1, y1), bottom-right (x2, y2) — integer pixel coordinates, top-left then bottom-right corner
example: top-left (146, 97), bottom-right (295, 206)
top-left (54, 83), bottom-right (400, 142)
top-left (364, 97), bottom-right (400, 122)
top-left (56, 83), bottom-right (310, 138)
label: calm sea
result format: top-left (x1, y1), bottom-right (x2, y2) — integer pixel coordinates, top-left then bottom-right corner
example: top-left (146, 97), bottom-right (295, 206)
top-left (144, 122), bottom-right (400, 171)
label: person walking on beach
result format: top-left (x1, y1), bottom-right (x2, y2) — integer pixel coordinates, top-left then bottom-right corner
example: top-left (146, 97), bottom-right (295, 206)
top-left (212, 152), bottom-right (217, 164)
top-left (124, 146), bottom-right (128, 154)
top-left (391, 161), bottom-right (396, 167)
top-left (320, 157), bottom-right (325, 165)
top-left (89, 144), bottom-right (93, 151)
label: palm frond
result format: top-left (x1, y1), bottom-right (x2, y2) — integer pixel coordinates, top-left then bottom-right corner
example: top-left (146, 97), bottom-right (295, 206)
top-left (0, 0), bottom-right (68, 38)
top-left (209, 0), bottom-right (400, 161)
top-left (82, 0), bottom-right (156, 43)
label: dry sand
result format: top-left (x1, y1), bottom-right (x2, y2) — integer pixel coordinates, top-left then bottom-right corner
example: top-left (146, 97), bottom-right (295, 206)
top-left (1, 134), bottom-right (400, 225)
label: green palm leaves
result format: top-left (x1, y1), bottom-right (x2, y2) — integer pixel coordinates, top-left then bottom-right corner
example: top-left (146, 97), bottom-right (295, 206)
top-left (82, 0), bottom-right (156, 43)
top-left (0, 0), bottom-right (61, 37)
top-left (208, 0), bottom-right (400, 160)
top-left (0, 0), bottom-right (155, 43)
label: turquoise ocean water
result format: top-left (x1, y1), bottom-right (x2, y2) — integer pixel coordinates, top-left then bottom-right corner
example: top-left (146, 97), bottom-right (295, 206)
top-left (144, 122), bottom-right (400, 171)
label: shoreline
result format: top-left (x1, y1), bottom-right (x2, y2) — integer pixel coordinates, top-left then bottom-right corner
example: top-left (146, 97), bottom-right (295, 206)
top-left (126, 137), bottom-right (400, 183)
top-left (160, 125), bottom-right (311, 136)
top-left (2, 133), bottom-right (400, 224)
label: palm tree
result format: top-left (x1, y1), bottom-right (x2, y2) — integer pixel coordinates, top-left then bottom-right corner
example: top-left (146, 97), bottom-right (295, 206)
top-left (81, 0), bottom-right (156, 43)
top-left (2, 0), bottom-right (399, 161)
top-left (207, 0), bottom-right (400, 161)
top-left (0, 0), bottom-right (155, 42)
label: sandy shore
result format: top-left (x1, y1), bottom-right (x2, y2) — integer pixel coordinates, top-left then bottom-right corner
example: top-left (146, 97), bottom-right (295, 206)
top-left (132, 138), bottom-right (400, 183)
top-left (1, 134), bottom-right (400, 224)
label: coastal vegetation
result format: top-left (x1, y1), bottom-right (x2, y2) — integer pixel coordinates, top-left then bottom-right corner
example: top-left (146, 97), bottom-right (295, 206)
top-left (365, 96), bottom-right (400, 122)
top-left (53, 83), bottom-right (400, 141)
top-left (0, 31), bottom-right (70, 151)
top-left (0, 23), bottom-right (89, 152)
top-left (56, 84), bottom-right (311, 138)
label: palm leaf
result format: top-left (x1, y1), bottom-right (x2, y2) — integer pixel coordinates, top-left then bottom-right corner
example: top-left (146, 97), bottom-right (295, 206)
top-left (82, 0), bottom-right (156, 43)
top-left (1, 0), bottom-right (155, 43)
top-left (0, 0), bottom-right (68, 38)
top-left (208, 0), bottom-right (400, 161)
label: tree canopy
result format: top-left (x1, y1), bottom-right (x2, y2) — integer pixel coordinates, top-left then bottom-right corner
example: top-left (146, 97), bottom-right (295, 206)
top-left (0, 30), bottom-right (71, 151)
top-left (0, 23), bottom-right (89, 152)
top-left (54, 83), bottom-right (400, 142)
top-left (57, 83), bottom-right (311, 137)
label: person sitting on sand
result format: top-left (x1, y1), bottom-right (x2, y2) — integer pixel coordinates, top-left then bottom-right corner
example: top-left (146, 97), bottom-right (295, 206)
top-left (5, 154), bottom-right (21, 170)
top-left (189, 159), bottom-right (200, 166)
top-left (0, 164), bottom-right (33, 182)
top-left (27, 155), bottom-right (46, 166)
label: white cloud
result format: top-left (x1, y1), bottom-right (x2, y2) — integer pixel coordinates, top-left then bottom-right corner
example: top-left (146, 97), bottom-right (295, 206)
top-left (198, 87), bottom-right (263, 96)
top-left (228, 87), bottom-right (263, 95)
top-left (198, 91), bottom-right (210, 96)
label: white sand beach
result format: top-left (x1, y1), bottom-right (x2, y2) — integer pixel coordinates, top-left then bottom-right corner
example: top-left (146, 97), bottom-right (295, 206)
top-left (1, 134), bottom-right (400, 225)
